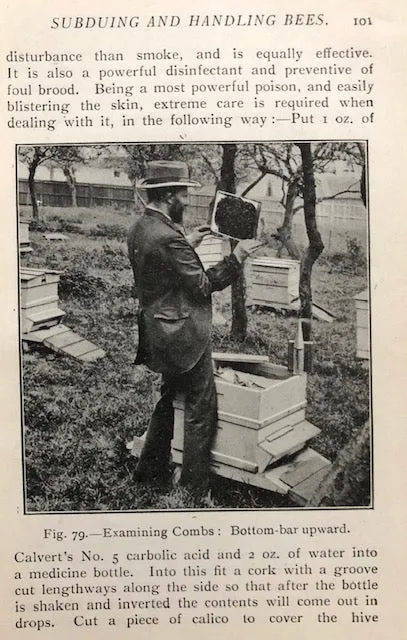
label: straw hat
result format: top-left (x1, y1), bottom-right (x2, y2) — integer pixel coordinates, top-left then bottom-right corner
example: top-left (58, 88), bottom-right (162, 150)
top-left (137, 160), bottom-right (201, 189)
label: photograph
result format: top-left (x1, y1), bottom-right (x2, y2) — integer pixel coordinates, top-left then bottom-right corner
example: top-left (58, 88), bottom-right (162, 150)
top-left (17, 140), bottom-right (371, 512)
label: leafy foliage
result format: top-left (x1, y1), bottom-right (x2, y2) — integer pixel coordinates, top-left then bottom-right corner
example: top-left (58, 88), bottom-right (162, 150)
top-left (88, 223), bottom-right (128, 240)
top-left (29, 218), bottom-right (51, 233)
top-left (58, 268), bottom-right (107, 300)
top-left (328, 235), bottom-right (367, 276)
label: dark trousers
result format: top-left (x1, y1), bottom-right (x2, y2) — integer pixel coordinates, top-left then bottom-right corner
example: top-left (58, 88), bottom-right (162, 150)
top-left (135, 344), bottom-right (217, 492)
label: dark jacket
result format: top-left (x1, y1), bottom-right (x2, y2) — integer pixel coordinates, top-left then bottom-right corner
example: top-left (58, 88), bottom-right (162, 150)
top-left (128, 207), bottom-right (241, 375)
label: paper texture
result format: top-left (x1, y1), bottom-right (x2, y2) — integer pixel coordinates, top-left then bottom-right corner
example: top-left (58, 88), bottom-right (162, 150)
top-left (1, 0), bottom-right (406, 637)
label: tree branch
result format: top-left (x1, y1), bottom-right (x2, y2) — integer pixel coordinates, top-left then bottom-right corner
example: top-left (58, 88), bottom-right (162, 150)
top-left (240, 172), bottom-right (267, 197)
top-left (201, 153), bottom-right (220, 180)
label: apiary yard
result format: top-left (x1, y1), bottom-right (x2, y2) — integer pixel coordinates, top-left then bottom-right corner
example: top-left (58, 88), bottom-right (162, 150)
top-left (20, 205), bottom-right (370, 511)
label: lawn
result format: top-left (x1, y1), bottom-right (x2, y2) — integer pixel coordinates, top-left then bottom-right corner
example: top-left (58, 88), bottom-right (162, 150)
top-left (20, 205), bottom-right (370, 511)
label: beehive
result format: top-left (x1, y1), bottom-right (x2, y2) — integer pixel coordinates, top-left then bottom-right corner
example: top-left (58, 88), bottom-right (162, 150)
top-left (354, 288), bottom-right (369, 360)
top-left (172, 359), bottom-right (320, 475)
top-left (250, 257), bottom-right (300, 308)
top-left (20, 268), bottom-right (65, 333)
top-left (195, 235), bottom-right (230, 270)
top-left (19, 219), bottom-right (32, 253)
top-left (130, 355), bottom-right (331, 503)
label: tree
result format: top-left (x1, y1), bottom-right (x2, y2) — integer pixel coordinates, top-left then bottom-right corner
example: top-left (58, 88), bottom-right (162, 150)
top-left (121, 144), bottom-right (183, 181)
top-left (183, 143), bottom-right (250, 341)
top-left (218, 144), bottom-right (248, 341)
top-left (331, 141), bottom-right (366, 206)
top-left (53, 147), bottom-right (85, 207)
top-left (240, 142), bottom-right (364, 259)
top-left (19, 145), bottom-right (99, 215)
top-left (54, 145), bottom-right (105, 207)
top-left (18, 146), bottom-right (59, 218)
top-left (297, 143), bottom-right (324, 340)
top-left (241, 142), bottom-right (338, 337)
top-left (122, 142), bottom-right (364, 342)
top-left (121, 144), bottom-right (184, 210)
top-left (239, 143), bottom-right (303, 259)
top-left (306, 159), bottom-right (370, 507)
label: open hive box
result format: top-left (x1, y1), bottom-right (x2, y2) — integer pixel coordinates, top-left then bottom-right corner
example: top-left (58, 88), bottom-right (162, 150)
top-left (169, 354), bottom-right (331, 504)
top-left (353, 288), bottom-right (369, 360)
top-left (250, 257), bottom-right (300, 309)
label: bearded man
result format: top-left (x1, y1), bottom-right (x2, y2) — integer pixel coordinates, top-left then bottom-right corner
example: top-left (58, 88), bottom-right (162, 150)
top-left (128, 160), bottom-right (261, 496)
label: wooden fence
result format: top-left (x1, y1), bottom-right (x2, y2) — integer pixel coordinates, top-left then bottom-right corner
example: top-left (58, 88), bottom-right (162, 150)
top-left (19, 179), bottom-right (367, 253)
top-left (18, 179), bottom-right (135, 209)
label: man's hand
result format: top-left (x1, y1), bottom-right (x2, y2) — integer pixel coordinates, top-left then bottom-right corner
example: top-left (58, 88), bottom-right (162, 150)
top-left (186, 225), bottom-right (212, 249)
top-left (233, 239), bottom-right (264, 263)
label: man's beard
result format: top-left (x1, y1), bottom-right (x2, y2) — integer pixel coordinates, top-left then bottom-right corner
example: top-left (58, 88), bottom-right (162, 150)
top-left (169, 199), bottom-right (184, 224)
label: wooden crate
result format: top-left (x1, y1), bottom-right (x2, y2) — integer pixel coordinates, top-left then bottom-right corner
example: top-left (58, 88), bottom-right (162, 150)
top-left (19, 219), bottom-right (32, 253)
top-left (20, 267), bottom-right (106, 362)
top-left (172, 361), bottom-right (319, 473)
top-left (129, 356), bottom-right (331, 503)
top-left (214, 360), bottom-right (306, 423)
top-left (195, 235), bottom-right (230, 270)
top-left (20, 268), bottom-right (65, 333)
top-left (250, 257), bottom-right (300, 308)
top-left (173, 401), bottom-right (319, 473)
top-left (354, 288), bottom-right (369, 360)
top-left (19, 220), bottom-right (30, 244)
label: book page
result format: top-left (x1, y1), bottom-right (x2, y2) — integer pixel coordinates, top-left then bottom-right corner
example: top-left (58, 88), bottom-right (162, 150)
top-left (0, 0), bottom-right (405, 638)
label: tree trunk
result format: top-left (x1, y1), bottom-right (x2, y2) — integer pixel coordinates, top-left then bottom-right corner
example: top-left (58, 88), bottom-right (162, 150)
top-left (63, 167), bottom-right (77, 207)
top-left (360, 164), bottom-right (366, 208)
top-left (28, 164), bottom-right (39, 219)
top-left (276, 180), bottom-right (301, 260)
top-left (219, 143), bottom-right (237, 194)
top-left (297, 143), bottom-right (324, 340)
top-left (219, 144), bottom-right (248, 342)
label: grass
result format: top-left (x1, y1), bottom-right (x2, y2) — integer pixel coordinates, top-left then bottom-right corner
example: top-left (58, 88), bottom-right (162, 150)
top-left (20, 205), bottom-right (370, 511)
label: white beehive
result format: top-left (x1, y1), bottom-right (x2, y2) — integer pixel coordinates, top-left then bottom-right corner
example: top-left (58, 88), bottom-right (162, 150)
top-left (19, 219), bottom-right (32, 253)
top-left (250, 257), bottom-right (300, 308)
top-left (195, 235), bottom-right (230, 270)
top-left (20, 268), bottom-right (106, 362)
top-left (172, 359), bottom-right (320, 475)
top-left (354, 288), bottom-right (369, 360)
top-left (20, 268), bottom-right (65, 333)
top-left (131, 355), bottom-right (331, 504)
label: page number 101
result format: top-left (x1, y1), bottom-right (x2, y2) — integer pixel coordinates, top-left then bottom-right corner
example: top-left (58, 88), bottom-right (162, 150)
top-left (353, 17), bottom-right (373, 26)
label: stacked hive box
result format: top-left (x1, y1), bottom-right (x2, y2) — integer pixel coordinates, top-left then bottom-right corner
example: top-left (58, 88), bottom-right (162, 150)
top-left (354, 288), bottom-right (369, 360)
top-left (171, 356), bottom-right (331, 504)
top-left (250, 257), bottom-right (300, 309)
top-left (20, 268), bottom-right (65, 333)
top-left (19, 219), bottom-right (32, 254)
top-left (20, 267), bottom-right (105, 361)
top-left (195, 235), bottom-right (230, 270)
